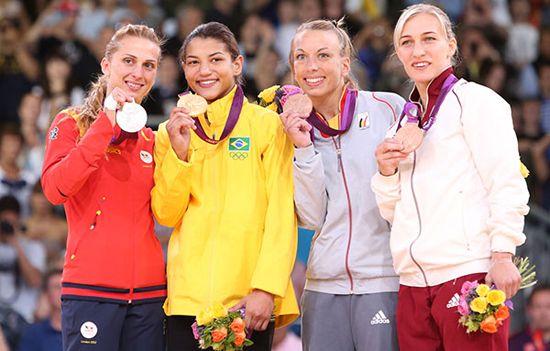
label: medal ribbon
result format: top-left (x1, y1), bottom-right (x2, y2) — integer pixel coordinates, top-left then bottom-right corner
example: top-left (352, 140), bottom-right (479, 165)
top-left (397, 74), bottom-right (459, 132)
top-left (306, 87), bottom-right (358, 137)
top-left (181, 85), bottom-right (244, 145)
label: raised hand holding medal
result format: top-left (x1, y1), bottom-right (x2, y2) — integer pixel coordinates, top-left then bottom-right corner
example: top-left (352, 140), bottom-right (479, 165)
top-left (394, 102), bottom-right (424, 154)
top-left (103, 87), bottom-right (148, 132)
top-left (279, 91), bottom-right (314, 148)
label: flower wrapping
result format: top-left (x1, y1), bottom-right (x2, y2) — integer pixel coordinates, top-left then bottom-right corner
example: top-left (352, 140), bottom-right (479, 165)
top-left (192, 304), bottom-right (253, 350)
top-left (257, 85), bottom-right (305, 113)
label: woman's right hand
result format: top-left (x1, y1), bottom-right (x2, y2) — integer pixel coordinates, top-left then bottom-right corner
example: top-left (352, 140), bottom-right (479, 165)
top-left (279, 111), bottom-right (312, 148)
top-left (375, 138), bottom-right (408, 176)
top-left (103, 87), bottom-right (133, 126)
top-left (166, 106), bottom-right (196, 161)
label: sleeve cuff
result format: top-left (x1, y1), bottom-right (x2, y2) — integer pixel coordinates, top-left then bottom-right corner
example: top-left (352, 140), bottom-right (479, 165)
top-left (490, 237), bottom-right (518, 255)
top-left (293, 144), bottom-right (316, 163)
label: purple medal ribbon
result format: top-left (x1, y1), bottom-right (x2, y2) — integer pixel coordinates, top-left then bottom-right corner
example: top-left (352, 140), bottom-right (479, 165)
top-left (398, 74), bottom-right (459, 131)
top-left (185, 85), bottom-right (244, 145)
top-left (306, 87), bottom-right (358, 137)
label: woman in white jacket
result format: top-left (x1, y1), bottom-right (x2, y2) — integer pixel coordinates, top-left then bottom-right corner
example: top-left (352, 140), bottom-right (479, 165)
top-left (371, 4), bottom-right (529, 351)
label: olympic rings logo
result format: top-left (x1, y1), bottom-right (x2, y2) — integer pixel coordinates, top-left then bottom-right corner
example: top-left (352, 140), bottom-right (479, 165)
top-left (230, 152), bottom-right (248, 160)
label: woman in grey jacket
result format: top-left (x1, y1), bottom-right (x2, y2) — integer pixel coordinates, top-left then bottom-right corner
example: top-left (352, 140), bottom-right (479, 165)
top-left (279, 19), bottom-right (404, 351)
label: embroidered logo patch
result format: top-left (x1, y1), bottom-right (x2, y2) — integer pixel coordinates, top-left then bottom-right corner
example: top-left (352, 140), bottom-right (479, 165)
top-left (228, 137), bottom-right (250, 160)
top-left (228, 137), bottom-right (250, 152)
top-left (140, 150), bottom-right (153, 164)
top-left (80, 321), bottom-right (98, 339)
top-left (49, 127), bottom-right (59, 140)
top-left (357, 112), bottom-right (369, 129)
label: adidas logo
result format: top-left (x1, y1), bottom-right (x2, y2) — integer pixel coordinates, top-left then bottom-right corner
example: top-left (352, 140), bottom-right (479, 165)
top-left (446, 293), bottom-right (460, 308)
top-left (370, 310), bottom-right (390, 325)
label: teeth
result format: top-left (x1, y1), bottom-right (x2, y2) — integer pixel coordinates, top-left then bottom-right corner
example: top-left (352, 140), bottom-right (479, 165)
top-left (413, 62), bottom-right (428, 67)
top-left (126, 82), bottom-right (142, 90)
top-left (200, 80), bottom-right (216, 85)
top-left (306, 77), bottom-right (323, 83)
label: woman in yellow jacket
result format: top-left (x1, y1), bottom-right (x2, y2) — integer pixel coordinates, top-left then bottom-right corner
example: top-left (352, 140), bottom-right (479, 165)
top-left (151, 22), bottom-right (298, 351)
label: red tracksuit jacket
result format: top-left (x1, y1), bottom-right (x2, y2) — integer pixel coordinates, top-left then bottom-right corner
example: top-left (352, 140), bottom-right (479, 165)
top-left (42, 108), bottom-right (166, 304)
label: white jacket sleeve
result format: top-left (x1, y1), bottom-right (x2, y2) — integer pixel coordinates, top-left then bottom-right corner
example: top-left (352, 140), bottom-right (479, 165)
top-left (460, 83), bottom-right (529, 254)
top-left (370, 171), bottom-right (401, 224)
top-left (292, 144), bottom-right (328, 231)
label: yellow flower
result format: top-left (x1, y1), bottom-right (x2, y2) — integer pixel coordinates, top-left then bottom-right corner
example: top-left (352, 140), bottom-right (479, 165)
top-left (258, 85), bottom-right (280, 104)
top-left (470, 297), bottom-right (488, 313)
top-left (486, 289), bottom-right (506, 306)
top-left (520, 161), bottom-right (530, 178)
top-left (476, 284), bottom-right (490, 297)
top-left (196, 303), bottom-right (228, 326)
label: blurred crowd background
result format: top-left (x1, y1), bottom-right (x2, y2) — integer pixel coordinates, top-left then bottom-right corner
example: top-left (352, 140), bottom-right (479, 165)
top-left (1, 0), bottom-right (550, 350)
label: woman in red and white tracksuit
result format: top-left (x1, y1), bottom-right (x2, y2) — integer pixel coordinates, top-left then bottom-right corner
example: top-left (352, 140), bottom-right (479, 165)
top-left (42, 25), bottom-right (166, 351)
top-left (372, 4), bottom-right (529, 351)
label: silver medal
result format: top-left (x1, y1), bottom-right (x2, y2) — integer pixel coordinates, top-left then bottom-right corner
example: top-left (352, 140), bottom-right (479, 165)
top-left (116, 102), bottom-right (147, 132)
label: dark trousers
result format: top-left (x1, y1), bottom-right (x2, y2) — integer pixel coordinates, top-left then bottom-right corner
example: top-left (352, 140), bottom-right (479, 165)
top-left (166, 315), bottom-right (274, 351)
top-left (62, 299), bottom-right (165, 351)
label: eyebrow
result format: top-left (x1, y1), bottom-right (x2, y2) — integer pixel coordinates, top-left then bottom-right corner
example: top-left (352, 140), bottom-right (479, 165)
top-left (186, 51), bottom-right (225, 59)
top-left (400, 31), bottom-right (438, 39)
top-left (121, 53), bottom-right (158, 62)
top-left (294, 47), bottom-right (330, 53)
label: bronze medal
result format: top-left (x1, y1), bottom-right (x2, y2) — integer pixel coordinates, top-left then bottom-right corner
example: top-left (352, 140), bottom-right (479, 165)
top-left (394, 122), bottom-right (424, 153)
top-left (283, 94), bottom-right (313, 115)
top-left (177, 94), bottom-right (208, 116)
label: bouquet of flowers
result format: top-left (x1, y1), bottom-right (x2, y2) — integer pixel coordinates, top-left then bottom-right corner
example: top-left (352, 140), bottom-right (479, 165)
top-left (257, 85), bottom-right (304, 113)
top-left (192, 304), bottom-right (253, 350)
top-left (458, 257), bottom-right (537, 334)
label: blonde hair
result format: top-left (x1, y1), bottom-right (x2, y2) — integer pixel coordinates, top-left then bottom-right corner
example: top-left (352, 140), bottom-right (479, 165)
top-left (393, 4), bottom-right (458, 65)
top-left (289, 18), bottom-right (357, 88)
top-left (78, 24), bottom-right (162, 135)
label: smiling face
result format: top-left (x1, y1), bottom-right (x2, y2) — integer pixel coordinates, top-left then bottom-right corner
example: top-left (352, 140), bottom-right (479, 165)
top-left (101, 36), bottom-right (160, 103)
top-left (182, 37), bottom-right (243, 102)
top-left (395, 12), bottom-right (456, 93)
top-left (291, 29), bottom-right (350, 102)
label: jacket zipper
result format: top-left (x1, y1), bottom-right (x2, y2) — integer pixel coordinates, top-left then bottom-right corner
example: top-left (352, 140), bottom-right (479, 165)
top-left (332, 136), bottom-right (354, 293)
top-left (129, 141), bottom-right (136, 304)
top-left (408, 152), bottom-right (429, 287)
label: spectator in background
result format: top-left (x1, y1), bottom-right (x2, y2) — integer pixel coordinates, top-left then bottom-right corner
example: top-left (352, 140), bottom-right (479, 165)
top-left (37, 53), bottom-right (84, 132)
top-left (75, 0), bottom-right (134, 42)
top-left (510, 284), bottom-right (550, 351)
top-left (354, 18), bottom-right (393, 90)
top-left (143, 54), bottom-right (183, 116)
top-left (24, 182), bottom-right (67, 266)
top-left (297, 0), bottom-right (322, 24)
top-left (25, 1), bottom-right (100, 91)
top-left (164, 4), bottom-right (204, 57)
top-left (0, 195), bottom-right (46, 323)
top-left (274, 0), bottom-right (298, 66)
top-left (17, 92), bottom-right (44, 178)
top-left (127, 0), bottom-right (164, 29)
top-left (0, 328), bottom-right (8, 351)
top-left (204, 0), bottom-right (242, 37)
top-left (540, 62), bottom-right (550, 134)
top-left (0, 126), bottom-right (37, 218)
top-left (506, 0), bottom-right (540, 98)
top-left (479, 59), bottom-right (509, 96)
top-left (0, 16), bottom-right (38, 127)
top-left (17, 269), bottom-right (62, 351)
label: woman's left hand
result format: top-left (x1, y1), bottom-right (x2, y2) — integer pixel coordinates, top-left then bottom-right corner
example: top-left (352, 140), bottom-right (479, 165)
top-left (485, 252), bottom-right (521, 298)
top-left (230, 289), bottom-right (274, 331)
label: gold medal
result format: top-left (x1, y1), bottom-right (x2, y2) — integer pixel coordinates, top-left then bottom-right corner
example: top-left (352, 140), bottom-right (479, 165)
top-left (283, 94), bottom-right (313, 115)
top-left (394, 123), bottom-right (424, 153)
top-left (177, 94), bottom-right (208, 116)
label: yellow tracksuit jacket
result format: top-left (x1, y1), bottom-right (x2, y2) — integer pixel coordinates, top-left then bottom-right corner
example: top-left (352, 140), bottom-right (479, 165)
top-left (151, 87), bottom-right (299, 327)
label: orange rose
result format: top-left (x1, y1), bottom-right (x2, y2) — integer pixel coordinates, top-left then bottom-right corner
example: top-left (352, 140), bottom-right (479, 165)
top-left (480, 315), bottom-right (498, 333)
top-left (234, 332), bottom-right (246, 347)
top-left (230, 317), bottom-right (245, 334)
top-left (211, 327), bottom-right (228, 343)
top-left (495, 305), bottom-right (510, 322)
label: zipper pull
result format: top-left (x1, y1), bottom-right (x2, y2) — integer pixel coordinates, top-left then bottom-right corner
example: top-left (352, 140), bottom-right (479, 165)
top-left (336, 148), bottom-right (342, 173)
